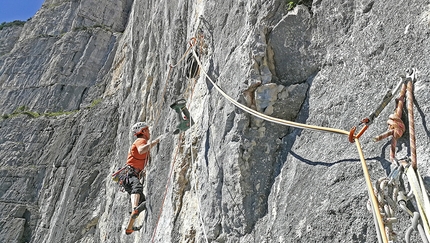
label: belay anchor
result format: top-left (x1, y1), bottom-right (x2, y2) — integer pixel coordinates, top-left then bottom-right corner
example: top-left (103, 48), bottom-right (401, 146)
top-left (170, 99), bottom-right (194, 134)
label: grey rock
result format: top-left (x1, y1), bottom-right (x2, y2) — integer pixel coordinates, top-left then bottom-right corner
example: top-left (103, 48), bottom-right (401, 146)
top-left (0, 0), bottom-right (429, 242)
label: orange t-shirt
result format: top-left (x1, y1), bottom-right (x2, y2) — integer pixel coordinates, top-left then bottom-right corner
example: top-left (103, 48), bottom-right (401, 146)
top-left (126, 138), bottom-right (149, 171)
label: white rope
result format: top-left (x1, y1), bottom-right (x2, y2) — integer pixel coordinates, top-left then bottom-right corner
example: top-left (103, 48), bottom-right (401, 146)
top-left (190, 129), bottom-right (209, 243)
top-left (190, 49), bottom-right (350, 136)
top-left (406, 168), bottom-right (430, 240)
top-left (190, 47), bottom-right (389, 243)
top-left (186, 68), bottom-right (209, 242)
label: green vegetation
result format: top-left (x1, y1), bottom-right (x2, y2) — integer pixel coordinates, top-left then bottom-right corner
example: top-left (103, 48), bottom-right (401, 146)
top-left (4, 106), bottom-right (39, 119)
top-left (44, 110), bottom-right (77, 117)
top-left (73, 26), bottom-right (89, 32)
top-left (0, 20), bottom-right (26, 31)
top-left (287, 1), bottom-right (298, 11)
top-left (89, 98), bottom-right (102, 108)
top-left (285, 0), bottom-right (313, 11)
top-left (1, 97), bottom-right (104, 120)
top-left (45, 2), bottom-right (62, 9)
top-left (73, 24), bottom-right (113, 33)
top-left (1, 106), bottom-right (78, 120)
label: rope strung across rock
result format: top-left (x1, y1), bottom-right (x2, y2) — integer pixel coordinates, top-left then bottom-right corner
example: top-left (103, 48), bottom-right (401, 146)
top-left (151, 133), bottom-right (184, 242)
top-left (190, 50), bottom-right (350, 136)
top-left (182, 35), bottom-right (210, 242)
top-left (190, 46), bottom-right (389, 243)
top-left (153, 38), bottom-right (197, 126)
top-left (151, 36), bottom-right (209, 243)
top-left (150, 36), bottom-right (428, 243)
top-left (150, 39), bottom-right (196, 242)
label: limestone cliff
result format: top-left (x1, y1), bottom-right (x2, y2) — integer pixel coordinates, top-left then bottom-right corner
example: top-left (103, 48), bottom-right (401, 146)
top-left (0, 0), bottom-right (429, 242)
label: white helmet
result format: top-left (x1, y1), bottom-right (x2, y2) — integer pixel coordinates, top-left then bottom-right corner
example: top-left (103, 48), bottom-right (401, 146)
top-left (131, 122), bottom-right (148, 135)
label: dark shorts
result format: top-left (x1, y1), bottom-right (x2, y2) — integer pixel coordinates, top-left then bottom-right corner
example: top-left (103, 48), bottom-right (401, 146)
top-left (120, 168), bottom-right (146, 204)
top-left (123, 174), bottom-right (143, 195)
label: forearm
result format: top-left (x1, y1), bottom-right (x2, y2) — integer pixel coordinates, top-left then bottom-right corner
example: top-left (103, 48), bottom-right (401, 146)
top-left (137, 140), bottom-right (158, 154)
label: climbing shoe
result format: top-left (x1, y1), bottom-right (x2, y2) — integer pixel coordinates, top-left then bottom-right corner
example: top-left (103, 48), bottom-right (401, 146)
top-left (125, 226), bottom-right (142, 235)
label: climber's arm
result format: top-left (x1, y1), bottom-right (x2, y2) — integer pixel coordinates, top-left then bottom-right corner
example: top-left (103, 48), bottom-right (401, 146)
top-left (137, 138), bottom-right (160, 154)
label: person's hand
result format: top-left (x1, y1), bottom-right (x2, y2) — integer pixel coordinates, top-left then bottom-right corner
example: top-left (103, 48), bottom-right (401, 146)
top-left (155, 134), bottom-right (166, 143)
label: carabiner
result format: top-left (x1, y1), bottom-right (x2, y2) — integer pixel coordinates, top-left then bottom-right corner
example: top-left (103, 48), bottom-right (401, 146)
top-left (348, 118), bottom-right (370, 143)
top-left (189, 37), bottom-right (197, 47)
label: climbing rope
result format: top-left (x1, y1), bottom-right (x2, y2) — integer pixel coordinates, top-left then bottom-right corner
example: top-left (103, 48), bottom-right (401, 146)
top-left (184, 34), bottom-right (210, 242)
top-left (374, 80), bottom-right (407, 162)
top-left (406, 79), bottom-right (417, 170)
top-left (153, 38), bottom-right (197, 126)
top-left (150, 35), bottom-right (428, 243)
top-left (190, 47), bottom-right (389, 243)
top-left (190, 125), bottom-right (210, 243)
top-left (151, 36), bottom-right (206, 242)
top-left (151, 133), bottom-right (184, 242)
top-left (406, 166), bottom-right (430, 242)
top-left (190, 49), bottom-right (350, 137)
top-left (150, 38), bottom-right (196, 242)
top-left (354, 137), bottom-right (388, 243)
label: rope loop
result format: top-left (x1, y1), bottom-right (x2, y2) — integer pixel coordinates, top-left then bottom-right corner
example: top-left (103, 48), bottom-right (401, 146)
top-left (189, 37), bottom-right (197, 47)
top-left (387, 113), bottom-right (405, 139)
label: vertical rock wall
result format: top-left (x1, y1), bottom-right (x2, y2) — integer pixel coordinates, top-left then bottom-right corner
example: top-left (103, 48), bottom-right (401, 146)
top-left (0, 0), bottom-right (429, 242)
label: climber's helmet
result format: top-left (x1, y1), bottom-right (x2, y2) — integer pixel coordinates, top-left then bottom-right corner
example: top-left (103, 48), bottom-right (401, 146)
top-left (131, 122), bottom-right (148, 136)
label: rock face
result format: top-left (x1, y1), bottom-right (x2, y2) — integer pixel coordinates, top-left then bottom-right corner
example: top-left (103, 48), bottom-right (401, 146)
top-left (0, 0), bottom-right (429, 242)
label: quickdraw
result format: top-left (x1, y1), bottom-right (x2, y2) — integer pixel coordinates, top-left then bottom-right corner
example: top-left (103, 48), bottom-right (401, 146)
top-left (348, 71), bottom-right (406, 143)
top-left (348, 118), bottom-right (370, 143)
top-left (374, 157), bottom-right (429, 243)
top-left (370, 69), bottom-right (429, 242)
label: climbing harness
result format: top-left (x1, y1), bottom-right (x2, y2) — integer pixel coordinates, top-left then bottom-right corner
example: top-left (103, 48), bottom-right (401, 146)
top-left (112, 165), bottom-right (143, 192)
top-left (111, 167), bottom-right (128, 192)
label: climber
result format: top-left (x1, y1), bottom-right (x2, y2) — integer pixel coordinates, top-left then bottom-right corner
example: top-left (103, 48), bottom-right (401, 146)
top-left (123, 122), bottom-right (160, 234)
